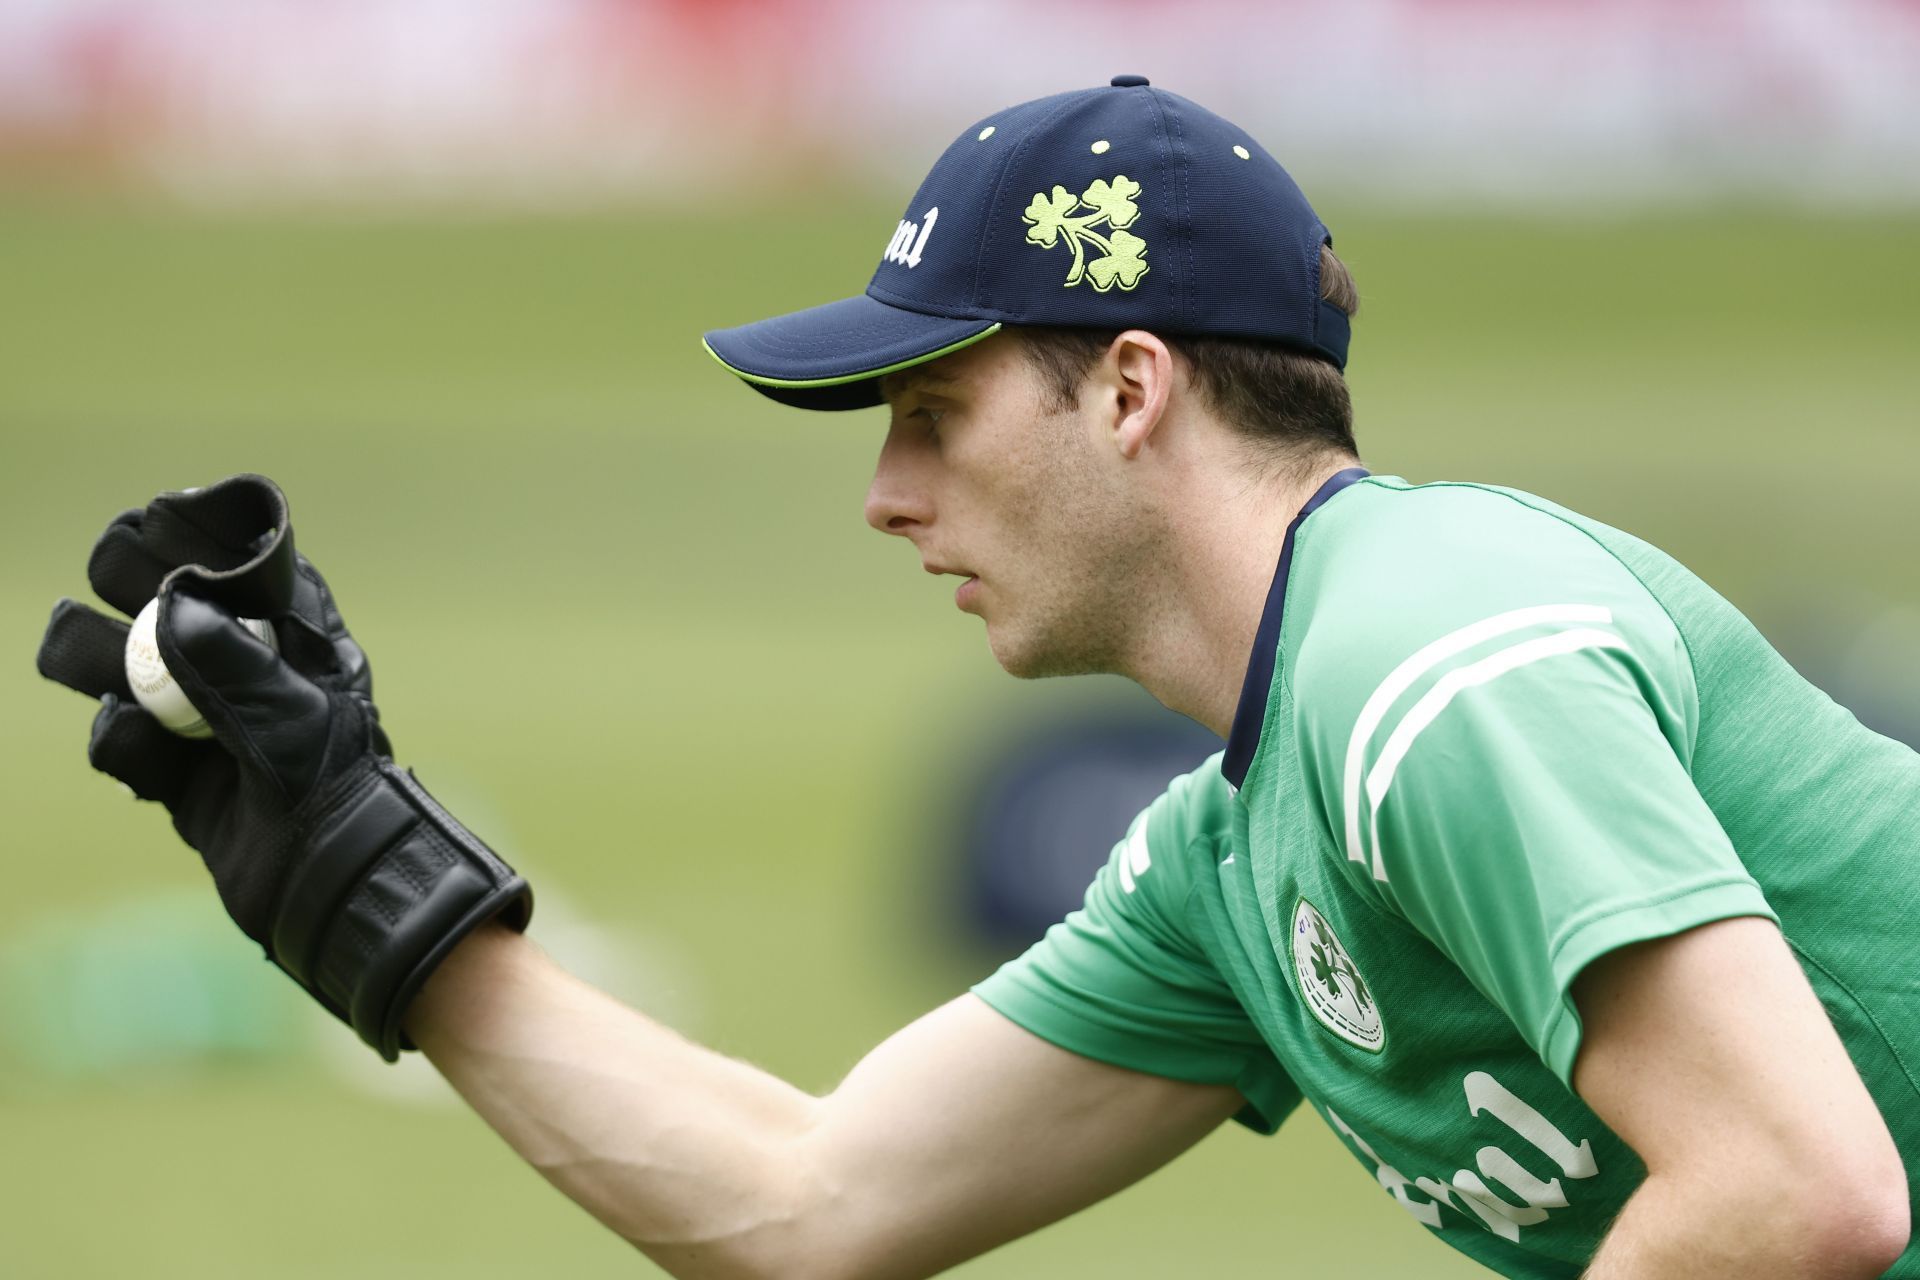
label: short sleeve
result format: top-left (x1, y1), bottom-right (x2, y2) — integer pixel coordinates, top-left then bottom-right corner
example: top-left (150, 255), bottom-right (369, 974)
top-left (1333, 601), bottom-right (1777, 1087)
top-left (973, 775), bottom-right (1301, 1134)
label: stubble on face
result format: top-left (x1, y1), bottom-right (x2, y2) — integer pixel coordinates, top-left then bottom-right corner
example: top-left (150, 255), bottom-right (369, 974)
top-left (974, 348), bottom-right (1172, 683)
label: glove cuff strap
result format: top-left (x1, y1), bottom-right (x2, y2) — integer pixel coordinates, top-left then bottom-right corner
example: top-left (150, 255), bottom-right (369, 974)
top-left (273, 760), bottom-right (533, 1060)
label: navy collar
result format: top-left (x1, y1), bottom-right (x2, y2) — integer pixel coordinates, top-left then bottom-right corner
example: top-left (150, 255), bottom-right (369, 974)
top-left (1220, 467), bottom-right (1370, 790)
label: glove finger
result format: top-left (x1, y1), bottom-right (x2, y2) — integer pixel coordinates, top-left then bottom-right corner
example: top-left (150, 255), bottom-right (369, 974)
top-left (89, 477), bottom-right (292, 617)
top-left (149, 474), bottom-right (288, 559)
top-left (87, 510), bottom-right (173, 617)
top-left (153, 477), bottom-right (298, 622)
top-left (159, 586), bottom-right (331, 806)
top-left (88, 693), bottom-right (204, 806)
top-left (142, 504), bottom-right (260, 576)
top-left (285, 554), bottom-right (372, 694)
top-left (37, 599), bottom-right (134, 699)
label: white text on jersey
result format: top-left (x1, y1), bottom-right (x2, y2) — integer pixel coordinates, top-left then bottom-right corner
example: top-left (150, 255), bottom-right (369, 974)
top-left (1328, 1070), bottom-right (1598, 1243)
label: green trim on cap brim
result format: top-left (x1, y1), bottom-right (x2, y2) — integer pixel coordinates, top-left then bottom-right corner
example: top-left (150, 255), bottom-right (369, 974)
top-left (701, 323), bottom-right (1003, 390)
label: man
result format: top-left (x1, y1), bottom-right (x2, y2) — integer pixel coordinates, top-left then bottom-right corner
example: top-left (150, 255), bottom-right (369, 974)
top-left (35, 79), bottom-right (1917, 1278)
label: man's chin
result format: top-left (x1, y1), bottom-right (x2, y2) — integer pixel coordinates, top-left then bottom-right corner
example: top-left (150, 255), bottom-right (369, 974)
top-left (985, 624), bottom-right (1108, 681)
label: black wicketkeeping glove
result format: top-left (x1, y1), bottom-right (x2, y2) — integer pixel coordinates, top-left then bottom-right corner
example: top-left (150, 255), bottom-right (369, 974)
top-left (34, 474), bottom-right (532, 1059)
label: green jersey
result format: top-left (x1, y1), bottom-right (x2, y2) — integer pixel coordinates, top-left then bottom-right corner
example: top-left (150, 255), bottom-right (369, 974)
top-left (974, 470), bottom-right (1920, 1278)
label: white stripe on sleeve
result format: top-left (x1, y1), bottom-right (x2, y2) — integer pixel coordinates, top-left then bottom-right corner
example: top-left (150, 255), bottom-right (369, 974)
top-left (1362, 627), bottom-right (1631, 881)
top-left (1118, 819), bottom-right (1153, 894)
top-left (1341, 605), bottom-right (1614, 872)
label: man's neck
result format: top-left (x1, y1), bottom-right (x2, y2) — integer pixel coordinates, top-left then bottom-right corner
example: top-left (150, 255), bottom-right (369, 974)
top-left (1123, 456), bottom-right (1358, 739)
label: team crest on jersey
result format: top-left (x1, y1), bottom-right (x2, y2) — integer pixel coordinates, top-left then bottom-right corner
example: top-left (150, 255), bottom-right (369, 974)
top-left (1291, 898), bottom-right (1385, 1052)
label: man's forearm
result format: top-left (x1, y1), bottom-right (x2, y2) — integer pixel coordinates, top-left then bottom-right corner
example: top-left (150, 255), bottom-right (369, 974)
top-left (1584, 1170), bottom-right (1909, 1279)
top-left (405, 923), bottom-right (828, 1280)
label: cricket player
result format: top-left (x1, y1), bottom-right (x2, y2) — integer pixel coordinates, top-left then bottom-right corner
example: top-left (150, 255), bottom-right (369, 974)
top-left (36, 79), bottom-right (1918, 1278)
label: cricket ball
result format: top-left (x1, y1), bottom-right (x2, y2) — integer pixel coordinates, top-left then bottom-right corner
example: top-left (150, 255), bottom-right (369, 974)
top-left (124, 596), bottom-right (277, 739)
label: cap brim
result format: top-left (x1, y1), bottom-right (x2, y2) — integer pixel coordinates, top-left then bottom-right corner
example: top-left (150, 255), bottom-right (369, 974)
top-left (703, 294), bottom-right (1002, 411)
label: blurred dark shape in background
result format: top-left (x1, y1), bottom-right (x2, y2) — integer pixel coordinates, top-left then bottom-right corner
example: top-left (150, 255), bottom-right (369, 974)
top-left (947, 690), bottom-right (1222, 959)
top-left (1763, 590), bottom-right (1920, 752)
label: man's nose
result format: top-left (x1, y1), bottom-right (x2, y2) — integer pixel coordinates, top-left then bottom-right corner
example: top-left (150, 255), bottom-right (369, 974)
top-left (864, 426), bottom-right (931, 536)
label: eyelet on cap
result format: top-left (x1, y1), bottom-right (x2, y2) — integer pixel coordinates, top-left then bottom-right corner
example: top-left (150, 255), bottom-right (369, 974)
top-left (1110, 74), bottom-right (1150, 88)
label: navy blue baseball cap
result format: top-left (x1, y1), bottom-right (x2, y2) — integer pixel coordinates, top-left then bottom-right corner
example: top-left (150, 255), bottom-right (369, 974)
top-left (703, 76), bottom-right (1348, 411)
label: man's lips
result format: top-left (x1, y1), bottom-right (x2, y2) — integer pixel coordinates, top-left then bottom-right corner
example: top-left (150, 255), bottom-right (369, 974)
top-left (922, 561), bottom-right (981, 609)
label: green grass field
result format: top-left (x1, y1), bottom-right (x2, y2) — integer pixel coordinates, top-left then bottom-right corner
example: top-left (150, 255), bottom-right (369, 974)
top-left (2, 194), bottom-right (1916, 1277)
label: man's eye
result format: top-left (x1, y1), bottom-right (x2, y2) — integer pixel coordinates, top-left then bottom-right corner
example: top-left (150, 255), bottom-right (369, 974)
top-left (911, 407), bottom-right (946, 432)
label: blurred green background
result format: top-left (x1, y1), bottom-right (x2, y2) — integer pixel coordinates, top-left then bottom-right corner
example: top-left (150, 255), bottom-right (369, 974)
top-left (3, 194), bottom-right (1918, 1278)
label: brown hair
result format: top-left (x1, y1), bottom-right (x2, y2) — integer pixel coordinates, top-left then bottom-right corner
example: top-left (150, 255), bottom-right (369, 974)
top-left (1018, 243), bottom-right (1359, 466)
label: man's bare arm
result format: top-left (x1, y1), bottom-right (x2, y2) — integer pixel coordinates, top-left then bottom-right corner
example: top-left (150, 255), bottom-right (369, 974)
top-left (406, 923), bottom-right (1246, 1280)
top-left (1574, 917), bottom-right (1909, 1278)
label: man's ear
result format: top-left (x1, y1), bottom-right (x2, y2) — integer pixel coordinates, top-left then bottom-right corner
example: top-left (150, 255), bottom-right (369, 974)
top-left (1099, 330), bottom-right (1175, 460)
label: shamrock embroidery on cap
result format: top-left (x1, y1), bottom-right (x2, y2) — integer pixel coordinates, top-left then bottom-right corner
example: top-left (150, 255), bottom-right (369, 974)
top-left (1021, 174), bottom-right (1149, 292)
